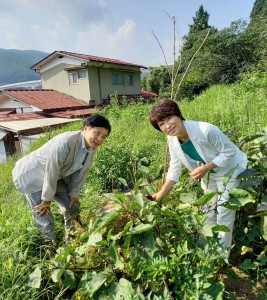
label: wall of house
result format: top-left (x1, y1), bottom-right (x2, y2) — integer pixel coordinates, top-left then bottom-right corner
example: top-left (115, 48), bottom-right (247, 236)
top-left (88, 65), bottom-right (142, 103)
top-left (39, 56), bottom-right (143, 106)
top-left (41, 63), bottom-right (91, 105)
top-left (0, 95), bottom-right (38, 113)
top-left (0, 140), bottom-right (6, 163)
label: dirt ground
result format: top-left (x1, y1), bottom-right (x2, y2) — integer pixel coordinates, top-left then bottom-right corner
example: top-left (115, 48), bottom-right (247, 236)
top-left (220, 265), bottom-right (267, 300)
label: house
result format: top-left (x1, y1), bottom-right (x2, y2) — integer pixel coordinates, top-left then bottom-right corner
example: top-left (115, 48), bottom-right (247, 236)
top-left (0, 51), bottom-right (155, 162)
top-left (0, 112), bottom-right (80, 163)
top-left (0, 89), bottom-right (94, 116)
top-left (31, 51), bottom-right (147, 106)
top-left (0, 89), bottom-right (97, 162)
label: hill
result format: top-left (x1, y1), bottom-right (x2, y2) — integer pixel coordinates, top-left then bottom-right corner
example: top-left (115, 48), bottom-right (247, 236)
top-left (0, 48), bottom-right (48, 86)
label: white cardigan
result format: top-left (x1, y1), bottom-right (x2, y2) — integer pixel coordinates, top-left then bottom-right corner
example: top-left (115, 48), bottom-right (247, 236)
top-left (166, 121), bottom-right (247, 182)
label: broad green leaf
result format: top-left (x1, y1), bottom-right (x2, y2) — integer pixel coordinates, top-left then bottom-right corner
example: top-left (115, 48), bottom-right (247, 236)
top-left (212, 225), bottom-right (230, 233)
top-left (205, 280), bottom-right (224, 300)
top-left (51, 268), bottom-right (65, 283)
top-left (122, 235), bottom-right (131, 257)
top-left (238, 178), bottom-right (262, 189)
top-left (87, 232), bottom-right (102, 246)
top-left (90, 273), bottom-right (108, 296)
top-left (179, 192), bottom-right (197, 204)
top-left (55, 244), bottom-right (72, 263)
top-left (27, 266), bottom-right (42, 288)
top-left (124, 220), bottom-right (133, 231)
top-left (224, 188), bottom-right (255, 210)
top-left (63, 269), bottom-right (76, 289)
top-left (237, 168), bottom-right (260, 179)
top-left (73, 244), bottom-right (88, 256)
top-left (94, 207), bottom-right (122, 232)
top-left (134, 178), bottom-right (145, 193)
top-left (104, 193), bottom-right (125, 204)
top-left (196, 191), bottom-right (217, 206)
top-left (118, 177), bottom-right (128, 187)
top-left (134, 193), bottom-right (144, 208)
top-left (145, 185), bottom-right (156, 196)
top-left (201, 224), bottom-right (214, 237)
top-left (88, 272), bottom-right (109, 297)
top-left (223, 166), bottom-right (238, 186)
top-left (115, 278), bottom-right (135, 299)
top-left (140, 231), bottom-right (155, 258)
top-left (129, 223), bottom-right (154, 235)
top-left (108, 243), bottom-right (124, 269)
top-left (258, 158), bottom-right (267, 172)
top-left (177, 203), bottom-right (191, 210)
top-left (137, 164), bottom-right (149, 174)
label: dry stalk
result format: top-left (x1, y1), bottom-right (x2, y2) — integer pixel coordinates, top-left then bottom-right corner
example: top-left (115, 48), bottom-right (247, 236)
top-left (174, 28), bottom-right (211, 100)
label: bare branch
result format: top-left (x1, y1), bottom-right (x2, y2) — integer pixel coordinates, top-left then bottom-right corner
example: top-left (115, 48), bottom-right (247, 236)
top-left (151, 30), bottom-right (172, 81)
top-left (174, 28), bottom-right (211, 100)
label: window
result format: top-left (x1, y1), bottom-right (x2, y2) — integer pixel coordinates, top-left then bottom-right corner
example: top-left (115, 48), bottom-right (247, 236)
top-left (128, 74), bottom-right (133, 85)
top-left (112, 74), bottom-right (124, 85)
top-left (69, 72), bottom-right (78, 84)
top-left (78, 69), bottom-right (87, 79)
top-left (69, 69), bottom-right (87, 84)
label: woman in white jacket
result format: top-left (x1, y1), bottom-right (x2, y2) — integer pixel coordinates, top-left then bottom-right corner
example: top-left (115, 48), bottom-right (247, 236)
top-left (149, 98), bottom-right (247, 258)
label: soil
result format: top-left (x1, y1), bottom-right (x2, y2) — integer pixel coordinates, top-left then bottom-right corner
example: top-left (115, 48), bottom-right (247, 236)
top-left (220, 265), bottom-right (267, 300)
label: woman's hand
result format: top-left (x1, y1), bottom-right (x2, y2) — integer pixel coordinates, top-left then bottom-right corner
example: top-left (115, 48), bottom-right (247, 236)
top-left (34, 200), bottom-right (51, 216)
top-left (152, 191), bottom-right (164, 201)
top-left (190, 162), bottom-right (216, 180)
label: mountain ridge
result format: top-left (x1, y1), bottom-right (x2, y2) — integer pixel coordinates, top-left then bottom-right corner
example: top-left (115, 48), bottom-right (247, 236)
top-left (0, 49), bottom-right (49, 86)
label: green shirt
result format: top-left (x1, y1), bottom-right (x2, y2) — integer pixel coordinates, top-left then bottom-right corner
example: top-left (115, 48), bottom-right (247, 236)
top-left (181, 139), bottom-right (215, 173)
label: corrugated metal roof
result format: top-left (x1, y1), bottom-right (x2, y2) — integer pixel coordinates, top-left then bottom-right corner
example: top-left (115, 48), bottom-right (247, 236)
top-left (0, 130), bottom-right (8, 139)
top-left (0, 117), bottom-right (80, 134)
top-left (46, 108), bottom-right (96, 118)
top-left (0, 112), bottom-right (44, 122)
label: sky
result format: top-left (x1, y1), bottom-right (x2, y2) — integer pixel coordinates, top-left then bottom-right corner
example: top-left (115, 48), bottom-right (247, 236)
top-left (0, 0), bottom-right (255, 67)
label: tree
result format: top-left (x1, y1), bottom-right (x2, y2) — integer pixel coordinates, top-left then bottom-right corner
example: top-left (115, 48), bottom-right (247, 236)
top-left (141, 66), bottom-right (171, 97)
top-left (173, 5), bottom-right (216, 99)
top-left (247, 0), bottom-right (267, 71)
top-left (183, 5), bottom-right (212, 51)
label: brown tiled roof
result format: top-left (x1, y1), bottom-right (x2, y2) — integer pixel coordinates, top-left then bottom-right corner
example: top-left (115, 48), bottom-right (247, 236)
top-left (31, 51), bottom-right (147, 70)
top-left (0, 112), bottom-right (44, 122)
top-left (2, 89), bottom-right (88, 111)
top-left (46, 108), bottom-right (97, 118)
top-left (141, 90), bottom-right (158, 98)
top-left (0, 109), bottom-right (16, 115)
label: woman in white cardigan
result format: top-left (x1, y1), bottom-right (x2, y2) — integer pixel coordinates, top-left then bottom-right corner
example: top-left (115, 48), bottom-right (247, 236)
top-left (149, 98), bottom-right (247, 258)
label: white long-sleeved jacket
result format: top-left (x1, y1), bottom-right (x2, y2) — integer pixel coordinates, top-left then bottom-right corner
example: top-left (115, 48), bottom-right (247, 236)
top-left (166, 121), bottom-right (247, 182)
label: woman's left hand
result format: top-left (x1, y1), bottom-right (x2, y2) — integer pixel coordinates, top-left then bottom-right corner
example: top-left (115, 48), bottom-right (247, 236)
top-left (189, 166), bottom-right (208, 180)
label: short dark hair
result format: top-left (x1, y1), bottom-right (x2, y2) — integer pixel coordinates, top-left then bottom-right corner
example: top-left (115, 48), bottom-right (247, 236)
top-left (149, 98), bottom-right (185, 131)
top-left (83, 114), bottom-right (111, 135)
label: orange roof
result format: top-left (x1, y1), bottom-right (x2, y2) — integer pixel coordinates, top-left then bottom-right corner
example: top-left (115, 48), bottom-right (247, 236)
top-left (141, 90), bottom-right (158, 97)
top-left (0, 112), bottom-right (44, 122)
top-left (2, 89), bottom-right (88, 111)
top-left (31, 51), bottom-right (147, 70)
top-left (46, 108), bottom-right (97, 118)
